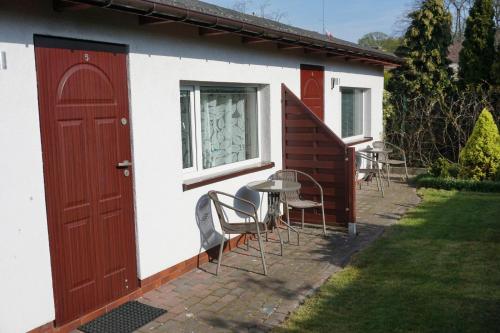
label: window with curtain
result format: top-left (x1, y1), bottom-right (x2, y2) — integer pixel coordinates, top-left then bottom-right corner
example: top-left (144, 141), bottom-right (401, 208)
top-left (341, 88), bottom-right (364, 138)
top-left (200, 87), bottom-right (259, 169)
top-left (179, 85), bottom-right (260, 173)
top-left (180, 89), bottom-right (194, 169)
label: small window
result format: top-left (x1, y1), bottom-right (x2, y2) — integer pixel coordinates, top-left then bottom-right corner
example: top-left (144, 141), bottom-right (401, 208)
top-left (179, 84), bottom-right (260, 174)
top-left (180, 87), bottom-right (195, 170)
top-left (341, 88), bottom-right (364, 138)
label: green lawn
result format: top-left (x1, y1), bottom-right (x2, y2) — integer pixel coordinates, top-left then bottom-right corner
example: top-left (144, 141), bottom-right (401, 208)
top-left (277, 189), bottom-right (500, 333)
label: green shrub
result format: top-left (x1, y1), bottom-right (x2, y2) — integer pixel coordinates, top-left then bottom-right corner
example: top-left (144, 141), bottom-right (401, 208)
top-left (448, 164), bottom-right (460, 178)
top-left (459, 108), bottom-right (500, 180)
top-left (430, 157), bottom-right (459, 178)
top-left (415, 174), bottom-right (500, 193)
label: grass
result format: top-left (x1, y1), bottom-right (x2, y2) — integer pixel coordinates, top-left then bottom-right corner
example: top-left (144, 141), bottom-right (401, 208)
top-left (276, 189), bottom-right (500, 333)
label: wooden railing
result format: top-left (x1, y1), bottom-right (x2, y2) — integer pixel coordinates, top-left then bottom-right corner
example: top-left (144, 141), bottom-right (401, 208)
top-left (281, 84), bottom-right (356, 228)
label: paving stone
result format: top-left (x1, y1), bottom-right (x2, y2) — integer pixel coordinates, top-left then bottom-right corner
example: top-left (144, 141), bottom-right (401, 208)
top-left (211, 288), bottom-right (231, 297)
top-left (173, 312), bottom-right (192, 322)
top-left (229, 287), bottom-right (246, 296)
top-left (199, 295), bottom-right (219, 305)
top-left (154, 311), bottom-right (177, 323)
top-left (150, 320), bottom-right (184, 332)
top-left (136, 320), bottom-right (162, 332)
top-left (206, 300), bottom-right (228, 313)
top-left (182, 296), bottom-right (202, 307)
top-left (168, 303), bottom-right (188, 315)
top-left (218, 294), bottom-right (237, 304)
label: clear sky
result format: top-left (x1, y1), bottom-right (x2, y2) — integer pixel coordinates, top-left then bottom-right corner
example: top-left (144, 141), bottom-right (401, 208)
top-left (202, 0), bottom-right (413, 43)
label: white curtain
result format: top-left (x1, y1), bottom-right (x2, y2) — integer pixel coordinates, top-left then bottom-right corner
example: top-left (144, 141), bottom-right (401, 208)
top-left (200, 87), bottom-right (258, 169)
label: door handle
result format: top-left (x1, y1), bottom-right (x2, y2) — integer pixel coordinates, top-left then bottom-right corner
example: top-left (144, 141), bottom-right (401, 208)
top-left (117, 160), bottom-right (133, 168)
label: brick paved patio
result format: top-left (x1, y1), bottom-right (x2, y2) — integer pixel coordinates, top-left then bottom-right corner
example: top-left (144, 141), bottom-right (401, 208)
top-left (75, 180), bottom-right (420, 333)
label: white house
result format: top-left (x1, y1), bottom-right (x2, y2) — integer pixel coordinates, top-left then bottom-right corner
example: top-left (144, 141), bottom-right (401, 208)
top-left (0, 0), bottom-right (401, 332)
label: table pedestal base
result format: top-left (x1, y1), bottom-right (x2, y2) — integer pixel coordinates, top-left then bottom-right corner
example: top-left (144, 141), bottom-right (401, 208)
top-left (263, 192), bottom-right (284, 255)
top-left (264, 192), bottom-right (300, 247)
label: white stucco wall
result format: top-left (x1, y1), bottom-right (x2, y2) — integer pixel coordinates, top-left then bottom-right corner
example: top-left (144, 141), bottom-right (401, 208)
top-left (0, 39), bottom-right (56, 333)
top-left (0, 1), bottom-right (384, 332)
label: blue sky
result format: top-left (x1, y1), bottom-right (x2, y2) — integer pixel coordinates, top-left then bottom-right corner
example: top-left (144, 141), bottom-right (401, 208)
top-left (202, 0), bottom-right (413, 43)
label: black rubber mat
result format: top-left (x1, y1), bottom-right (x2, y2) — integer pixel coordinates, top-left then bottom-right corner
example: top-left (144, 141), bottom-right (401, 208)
top-left (78, 301), bottom-right (167, 333)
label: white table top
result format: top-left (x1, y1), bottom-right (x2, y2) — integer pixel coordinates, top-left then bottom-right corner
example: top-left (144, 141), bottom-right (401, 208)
top-left (247, 180), bottom-right (301, 193)
top-left (358, 147), bottom-right (393, 154)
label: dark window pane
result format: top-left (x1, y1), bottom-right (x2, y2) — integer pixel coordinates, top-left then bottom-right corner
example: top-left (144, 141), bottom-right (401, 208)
top-left (180, 90), bottom-right (193, 169)
top-left (341, 88), bottom-right (363, 138)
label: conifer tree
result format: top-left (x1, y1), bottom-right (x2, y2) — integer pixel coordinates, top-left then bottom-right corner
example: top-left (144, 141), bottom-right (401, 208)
top-left (388, 0), bottom-right (453, 99)
top-left (459, 108), bottom-right (500, 180)
top-left (458, 0), bottom-right (496, 85)
top-left (386, 0), bottom-right (454, 165)
top-left (492, 44), bottom-right (500, 85)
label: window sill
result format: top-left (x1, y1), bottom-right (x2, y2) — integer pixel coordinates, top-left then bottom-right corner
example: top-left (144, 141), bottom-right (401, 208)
top-left (345, 137), bottom-right (374, 146)
top-left (182, 161), bottom-right (275, 191)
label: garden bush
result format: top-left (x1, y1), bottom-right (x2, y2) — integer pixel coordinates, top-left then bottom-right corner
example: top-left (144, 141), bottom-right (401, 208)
top-left (459, 108), bottom-right (500, 180)
top-left (430, 157), bottom-right (459, 178)
top-left (415, 173), bottom-right (500, 193)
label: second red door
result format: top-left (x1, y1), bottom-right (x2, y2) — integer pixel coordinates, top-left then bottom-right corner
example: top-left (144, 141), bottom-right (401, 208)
top-left (300, 64), bottom-right (325, 120)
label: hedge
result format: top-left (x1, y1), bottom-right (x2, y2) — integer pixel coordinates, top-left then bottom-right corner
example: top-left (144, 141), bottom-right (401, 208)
top-left (414, 174), bottom-right (500, 193)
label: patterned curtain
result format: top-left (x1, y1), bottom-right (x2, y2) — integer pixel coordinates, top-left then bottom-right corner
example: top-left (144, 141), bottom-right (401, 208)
top-left (200, 87), bottom-right (258, 169)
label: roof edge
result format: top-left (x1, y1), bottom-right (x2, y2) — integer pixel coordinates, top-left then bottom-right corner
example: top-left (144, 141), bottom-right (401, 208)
top-left (55, 0), bottom-right (404, 66)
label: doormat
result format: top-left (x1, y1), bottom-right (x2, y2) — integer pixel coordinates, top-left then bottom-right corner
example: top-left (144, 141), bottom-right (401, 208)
top-left (78, 301), bottom-right (167, 333)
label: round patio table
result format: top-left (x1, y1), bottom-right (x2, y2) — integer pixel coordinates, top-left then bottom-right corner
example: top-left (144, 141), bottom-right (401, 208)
top-left (357, 147), bottom-right (393, 155)
top-left (247, 180), bottom-right (301, 246)
top-left (358, 147), bottom-right (393, 168)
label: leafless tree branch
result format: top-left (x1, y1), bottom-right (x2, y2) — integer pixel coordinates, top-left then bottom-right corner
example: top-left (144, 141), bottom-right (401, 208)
top-left (231, 0), bottom-right (287, 23)
top-left (387, 85), bottom-right (495, 166)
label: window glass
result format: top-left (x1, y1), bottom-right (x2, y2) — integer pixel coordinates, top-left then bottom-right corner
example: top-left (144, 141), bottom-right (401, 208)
top-left (200, 86), bottom-right (259, 169)
top-left (341, 88), bottom-right (363, 138)
top-left (180, 89), bottom-right (193, 169)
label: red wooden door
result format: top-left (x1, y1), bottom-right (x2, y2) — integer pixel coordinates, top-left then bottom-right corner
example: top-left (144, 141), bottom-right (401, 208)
top-left (34, 37), bottom-right (138, 325)
top-left (300, 64), bottom-right (324, 120)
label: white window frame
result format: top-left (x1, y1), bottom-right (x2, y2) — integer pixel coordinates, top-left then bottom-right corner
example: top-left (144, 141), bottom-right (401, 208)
top-left (340, 87), bottom-right (366, 142)
top-left (180, 82), bottom-right (263, 179)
